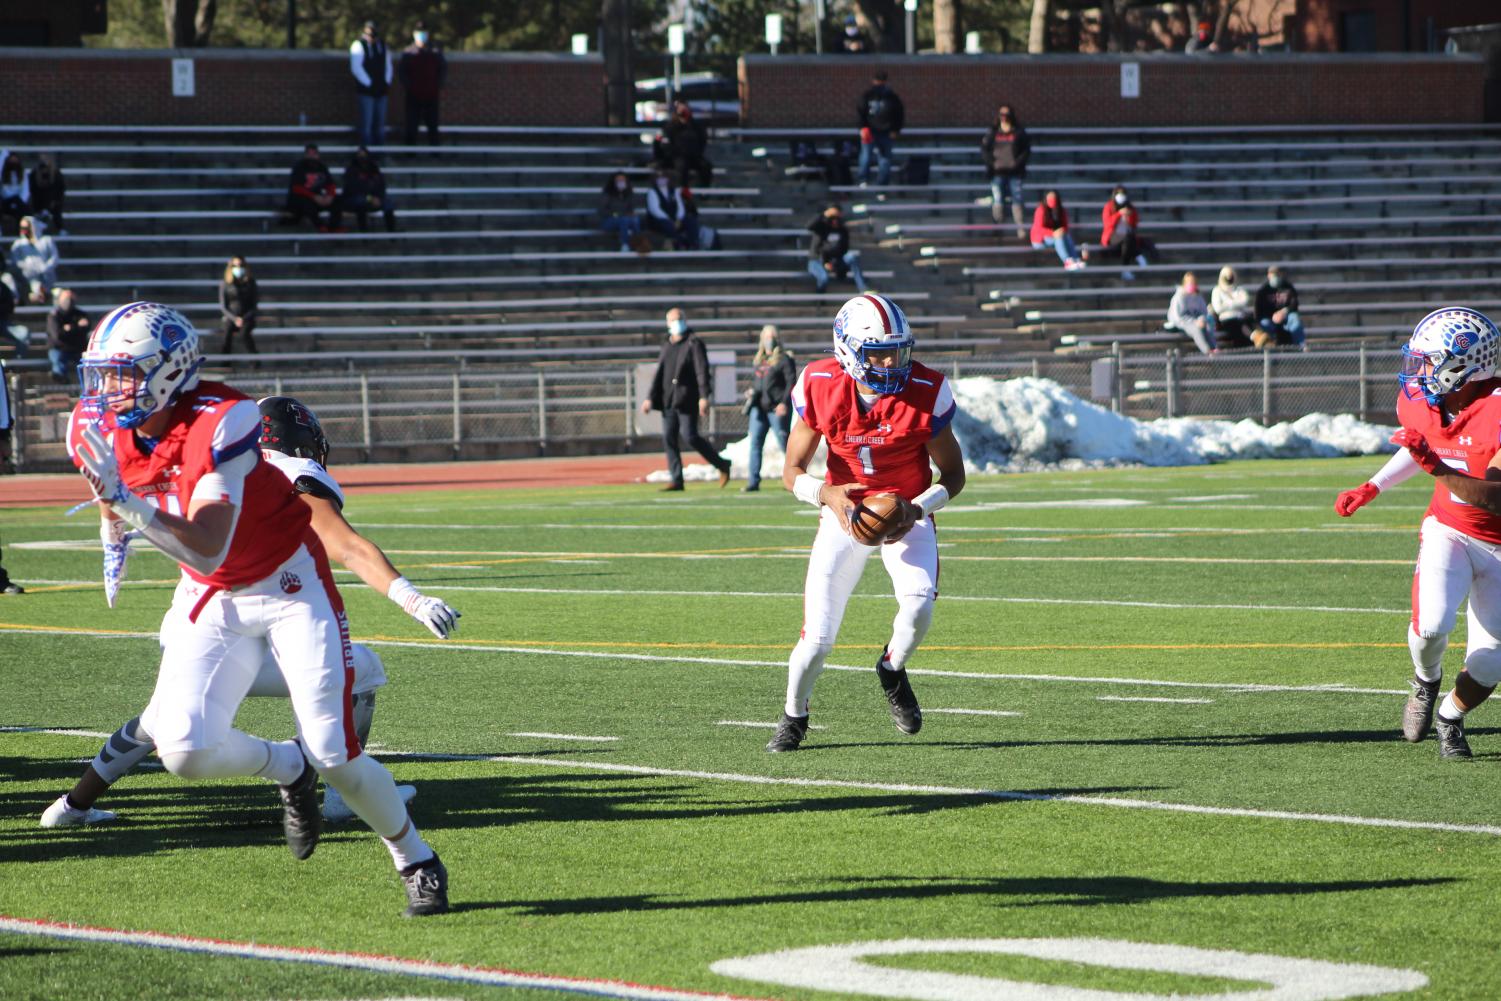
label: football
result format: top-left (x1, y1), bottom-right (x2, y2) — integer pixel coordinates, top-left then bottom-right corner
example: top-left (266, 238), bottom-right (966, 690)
top-left (849, 493), bottom-right (905, 546)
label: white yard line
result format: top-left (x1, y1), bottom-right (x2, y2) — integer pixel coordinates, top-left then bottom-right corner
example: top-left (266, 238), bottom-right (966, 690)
top-left (1097, 696), bottom-right (1215, 705)
top-left (717, 720), bottom-right (828, 730)
top-left (0, 725), bottom-right (113, 739)
top-left (926, 708), bottom-right (1024, 717)
top-left (506, 732), bottom-right (620, 742)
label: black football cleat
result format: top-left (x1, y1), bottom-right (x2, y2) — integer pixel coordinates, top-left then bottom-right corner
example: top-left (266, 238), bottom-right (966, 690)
top-left (278, 750), bottom-right (321, 861)
top-left (765, 713), bottom-right (810, 752)
top-left (876, 648), bottom-right (922, 735)
top-left (1435, 715), bottom-right (1473, 760)
top-left (1402, 677), bottom-right (1441, 743)
top-left (401, 854), bottom-right (449, 917)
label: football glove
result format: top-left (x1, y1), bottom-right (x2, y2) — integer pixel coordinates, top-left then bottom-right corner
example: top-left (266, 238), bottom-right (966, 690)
top-left (387, 576), bottom-right (460, 639)
top-left (1334, 482), bottom-right (1380, 518)
top-left (76, 424), bottom-right (156, 532)
top-left (1390, 429), bottom-right (1447, 476)
top-left (100, 519), bottom-right (141, 609)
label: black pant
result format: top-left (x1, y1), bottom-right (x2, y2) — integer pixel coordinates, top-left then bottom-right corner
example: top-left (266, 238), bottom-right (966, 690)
top-left (221, 316), bottom-right (258, 354)
top-left (661, 409), bottom-right (727, 485)
top-left (405, 95), bottom-right (440, 145)
top-left (1215, 317), bottom-right (1252, 350)
top-left (1107, 228), bottom-right (1140, 265)
top-left (672, 154), bottom-right (712, 189)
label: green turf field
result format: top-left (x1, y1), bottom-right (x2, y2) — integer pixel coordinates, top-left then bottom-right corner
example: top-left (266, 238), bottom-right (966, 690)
top-left (0, 457), bottom-right (1494, 1000)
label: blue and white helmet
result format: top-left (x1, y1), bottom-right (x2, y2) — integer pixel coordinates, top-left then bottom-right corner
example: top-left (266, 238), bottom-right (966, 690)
top-left (80, 302), bottom-right (202, 429)
top-left (1399, 307), bottom-right (1501, 405)
top-left (832, 292), bottom-right (914, 395)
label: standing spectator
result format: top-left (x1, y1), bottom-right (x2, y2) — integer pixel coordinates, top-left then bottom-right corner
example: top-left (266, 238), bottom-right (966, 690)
top-left (660, 102), bottom-right (712, 189)
top-left (639, 308), bottom-right (732, 491)
top-left (284, 145), bottom-right (340, 231)
top-left (11, 216), bottom-right (58, 304)
top-left (1029, 190), bottom-right (1085, 271)
top-left (743, 325), bottom-right (797, 493)
top-left (806, 204), bottom-right (868, 293)
top-left (219, 256), bottom-right (260, 356)
top-left (0, 152), bottom-right (28, 231)
top-left (599, 171), bottom-right (643, 253)
top-left (0, 273), bottom-right (22, 358)
top-left (398, 21), bottom-right (446, 146)
top-left (1254, 265), bottom-right (1305, 348)
top-left (28, 154), bottom-right (65, 236)
top-left (1210, 265), bottom-right (1254, 348)
top-left (1101, 185), bottom-right (1150, 280)
top-left (339, 147), bottom-right (398, 233)
top-left (840, 15), bottom-right (870, 53)
top-left (644, 171), bottom-right (699, 251)
top-left (1166, 271), bottom-right (1215, 355)
top-left (981, 104), bottom-right (1031, 236)
top-left (46, 287), bottom-right (89, 382)
top-left (856, 70), bottom-right (904, 187)
top-left (350, 21), bottom-right (393, 148)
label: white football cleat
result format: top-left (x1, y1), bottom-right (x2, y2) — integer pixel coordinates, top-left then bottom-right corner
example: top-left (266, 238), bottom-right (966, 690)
top-left (40, 795), bottom-right (117, 829)
top-left (322, 783), bottom-right (416, 823)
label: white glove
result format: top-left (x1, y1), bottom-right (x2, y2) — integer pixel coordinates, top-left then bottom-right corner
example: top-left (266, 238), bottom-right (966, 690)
top-left (100, 518), bottom-right (136, 609)
top-left (76, 424), bottom-right (155, 532)
top-left (387, 576), bottom-right (460, 639)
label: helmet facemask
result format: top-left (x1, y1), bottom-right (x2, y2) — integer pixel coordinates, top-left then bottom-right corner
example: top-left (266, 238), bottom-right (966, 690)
top-left (1399, 307), bottom-right (1501, 406)
top-left (848, 337), bottom-right (913, 395)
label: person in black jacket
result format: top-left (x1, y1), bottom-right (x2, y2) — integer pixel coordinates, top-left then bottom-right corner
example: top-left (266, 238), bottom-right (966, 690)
top-left (660, 102), bottom-right (712, 189)
top-left (639, 308), bottom-right (732, 491)
top-left (806, 204), bottom-right (868, 293)
top-left (743, 324), bottom-right (797, 492)
top-left (284, 145), bottom-right (339, 230)
top-left (981, 105), bottom-right (1030, 236)
top-left (339, 147), bottom-right (397, 232)
top-left (1253, 266), bottom-right (1305, 348)
top-left (856, 70), bottom-right (904, 187)
top-left (28, 154), bottom-right (65, 236)
top-left (219, 256), bottom-right (260, 355)
top-left (46, 287), bottom-right (89, 382)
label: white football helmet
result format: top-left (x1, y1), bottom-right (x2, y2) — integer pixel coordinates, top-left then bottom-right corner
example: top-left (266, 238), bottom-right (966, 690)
top-left (1399, 307), bottom-right (1501, 405)
top-left (832, 292), bottom-right (914, 395)
top-left (80, 302), bottom-right (202, 429)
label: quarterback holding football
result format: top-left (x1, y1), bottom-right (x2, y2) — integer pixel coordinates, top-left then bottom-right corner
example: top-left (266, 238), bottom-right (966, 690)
top-left (768, 292), bottom-right (966, 752)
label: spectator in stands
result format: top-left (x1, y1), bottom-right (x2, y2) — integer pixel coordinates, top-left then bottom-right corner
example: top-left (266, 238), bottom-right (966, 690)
top-left (46, 287), bottom-right (89, 382)
top-left (219, 256), bottom-right (260, 356)
top-left (661, 102), bottom-right (712, 189)
top-left (0, 273), bottom-right (22, 358)
top-left (841, 15), bottom-right (870, 53)
top-left (981, 105), bottom-right (1031, 236)
top-left (10, 216), bottom-right (57, 305)
top-left (339, 147), bottom-right (398, 233)
top-left (398, 21), bottom-right (446, 145)
top-left (639, 308), bottom-right (732, 491)
top-left (806, 204), bottom-right (868, 293)
top-left (644, 170), bottom-right (700, 251)
top-left (0, 152), bottom-right (27, 232)
top-left (1101, 185), bottom-right (1150, 280)
top-left (1185, 20), bottom-right (1219, 53)
top-left (1029, 190), bottom-right (1085, 271)
top-left (1166, 271), bottom-right (1214, 355)
top-left (743, 324), bottom-right (797, 493)
top-left (1210, 265), bottom-right (1254, 349)
top-left (856, 70), bottom-right (903, 187)
top-left (350, 21), bottom-right (394, 148)
top-left (284, 145), bottom-right (340, 231)
top-left (599, 171), bottom-right (643, 253)
top-left (28, 154), bottom-right (65, 236)
top-left (1254, 265), bottom-right (1304, 348)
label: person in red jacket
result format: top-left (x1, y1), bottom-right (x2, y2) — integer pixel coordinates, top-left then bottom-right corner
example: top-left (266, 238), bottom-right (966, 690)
top-left (283, 144), bottom-right (339, 231)
top-left (398, 21), bottom-right (447, 146)
top-left (1100, 185), bottom-right (1150, 280)
top-left (1029, 190), bottom-right (1085, 271)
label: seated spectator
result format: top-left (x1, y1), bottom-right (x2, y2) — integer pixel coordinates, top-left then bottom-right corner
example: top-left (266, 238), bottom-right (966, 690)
top-left (1100, 185), bottom-right (1151, 280)
top-left (599, 171), bottom-right (643, 253)
top-left (339, 146), bottom-right (397, 232)
top-left (1210, 266), bottom-right (1254, 349)
top-left (46, 287), bottom-right (88, 381)
top-left (1254, 265), bottom-right (1304, 348)
top-left (284, 144), bottom-right (340, 231)
top-left (644, 170), bottom-right (700, 251)
top-left (1166, 271), bottom-right (1215, 355)
top-left (0, 273), bottom-right (23, 359)
top-left (219, 256), bottom-right (260, 355)
top-left (841, 15), bottom-right (870, 53)
top-left (659, 102), bottom-right (712, 189)
top-left (1029, 190), bottom-right (1085, 271)
top-left (0, 152), bottom-right (27, 233)
top-left (28, 154), bottom-right (65, 236)
top-left (10, 216), bottom-right (57, 304)
top-left (981, 104), bottom-right (1030, 235)
top-left (806, 203), bottom-right (867, 293)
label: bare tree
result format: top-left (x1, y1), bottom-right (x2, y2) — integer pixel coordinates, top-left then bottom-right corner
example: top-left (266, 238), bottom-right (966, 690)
top-left (601, 0), bottom-right (634, 126)
top-left (1027, 0), bottom-right (1049, 52)
top-left (854, 0), bottom-right (904, 52)
top-left (933, 0), bottom-right (963, 53)
top-left (163, 0), bottom-right (215, 46)
top-left (1212, 0), bottom-right (1236, 48)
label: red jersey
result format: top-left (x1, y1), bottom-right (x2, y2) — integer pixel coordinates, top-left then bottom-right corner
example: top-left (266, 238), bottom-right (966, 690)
top-left (1396, 380), bottom-right (1501, 544)
top-left (68, 381), bottom-right (311, 588)
top-left (792, 357), bottom-right (956, 499)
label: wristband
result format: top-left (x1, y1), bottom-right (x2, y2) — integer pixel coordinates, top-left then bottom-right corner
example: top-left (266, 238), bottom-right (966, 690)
top-left (913, 485), bottom-right (950, 518)
top-left (110, 492), bottom-right (157, 534)
top-left (387, 576), bottom-right (420, 608)
top-left (793, 473), bottom-right (824, 507)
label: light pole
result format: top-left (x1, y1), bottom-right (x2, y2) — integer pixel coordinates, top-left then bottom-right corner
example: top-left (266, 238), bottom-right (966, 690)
top-left (667, 23), bottom-right (685, 105)
top-left (904, 0), bottom-right (917, 54)
top-left (766, 13), bottom-right (783, 55)
top-left (813, 0), bottom-right (825, 54)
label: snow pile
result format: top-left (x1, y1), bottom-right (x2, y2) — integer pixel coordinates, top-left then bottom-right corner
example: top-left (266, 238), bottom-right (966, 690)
top-left (654, 376), bottom-right (1395, 482)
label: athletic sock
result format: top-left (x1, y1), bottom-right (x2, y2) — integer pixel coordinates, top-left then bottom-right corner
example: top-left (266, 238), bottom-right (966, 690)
top-left (256, 739), bottom-right (308, 786)
top-left (1438, 693), bottom-right (1467, 723)
top-left (384, 820), bottom-right (434, 872)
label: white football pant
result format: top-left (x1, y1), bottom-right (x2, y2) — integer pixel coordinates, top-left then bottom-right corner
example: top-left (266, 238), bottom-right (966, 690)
top-left (1409, 516), bottom-right (1501, 686)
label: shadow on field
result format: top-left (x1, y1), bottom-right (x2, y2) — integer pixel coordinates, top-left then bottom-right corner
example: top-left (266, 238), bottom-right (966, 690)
top-left (806, 727), bottom-right (1501, 753)
top-left (472, 873), bottom-right (1458, 916)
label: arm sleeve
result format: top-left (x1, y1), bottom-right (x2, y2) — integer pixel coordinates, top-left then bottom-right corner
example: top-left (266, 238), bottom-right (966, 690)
top-left (1287, 288), bottom-right (1301, 312)
top-left (1166, 291), bottom-right (1186, 328)
top-left (791, 366), bottom-right (813, 425)
top-left (1369, 448), bottom-right (1422, 493)
top-left (384, 48), bottom-right (394, 84)
top-left (350, 42), bottom-right (371, 86)
top-left (1014, 131), bottom-right (1031, 168)
top-left (208, 400), bottom-right (262, 470)
top-left (930, 380), bottom-right (956, 435)
top-left (892, 94), bottom-right (905, 132)
top-left (438, 51), bottom-right (449, 87)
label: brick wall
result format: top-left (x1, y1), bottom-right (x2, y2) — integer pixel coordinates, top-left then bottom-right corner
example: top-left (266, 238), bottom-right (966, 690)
top-left (739, 53), bottom-right (1487, 127)
top-left (0, 47), bottom-right (604, 126)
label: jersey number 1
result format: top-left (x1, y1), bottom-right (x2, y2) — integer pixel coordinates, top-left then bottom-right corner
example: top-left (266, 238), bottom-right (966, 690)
top-left (858, 445), bottom-right (875, 476)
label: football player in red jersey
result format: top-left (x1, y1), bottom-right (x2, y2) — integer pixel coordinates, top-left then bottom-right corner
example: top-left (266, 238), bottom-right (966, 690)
top-left (65, 303), bottom-right (447, 915)
top-left (766, 293), bottom-right (966, 752)
top-left (1337, 307), bottom-right (1501, 760)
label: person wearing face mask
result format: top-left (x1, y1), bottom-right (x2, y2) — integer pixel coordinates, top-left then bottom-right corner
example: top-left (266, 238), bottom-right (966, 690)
top-left (339, 147), bottom-right (398, 233)
top-left (10, 215), bottom-right (58, 305)
top-left (350, 21), bottom-right (394, 148)
top-left (981, 105), bottom-right (1031, 237)
top-left (283, 144), bottom-right (340, 231)
top-left (1166, 271), bottom-right (1215, 355)
top-left (640, 308), bottom-right (733, 491)
top-left (1254, 266), bottom-right (1304, 348)
top-left (1210, 265), bottom-right (1254, 349)
top-left (398, 21), bottom-right (446, 146)
top-left (219, 257), bottom-right (261, 356)
top-left (743, 325), bottom-right (798, 493)
top-left (807, 204), bottom-right (868, 293)
top-left (0, 152), bottom-right (28, 232)
top-left (644, 171), bottom-right (700, 251)
top-left (46, 287), bottom-right (89, 382)
top-left (660, 102), bottom-right (713, 189)
top-left (1029, 190), bottom-right (1085, 271)
top-left (28, 153), bottom-right (65, 236)
top-left (840, 15), bottom-right (869, 54)
top-left (599, 171), bottom-right (644, 253)
top-left (1100, 185), bottom-right (1150, 280)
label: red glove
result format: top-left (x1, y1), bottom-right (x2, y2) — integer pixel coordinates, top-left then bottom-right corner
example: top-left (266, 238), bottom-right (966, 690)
top-left (860, 126), bottom-right (873, 144)
top-left (1334, 482), bottom-right (1379, 517)
top-left (1391, 429), bottom-right (1447, 476)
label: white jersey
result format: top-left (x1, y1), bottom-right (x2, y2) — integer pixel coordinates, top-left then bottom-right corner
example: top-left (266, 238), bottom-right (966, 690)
top-left (263, 451), bottom-right (345, 508)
